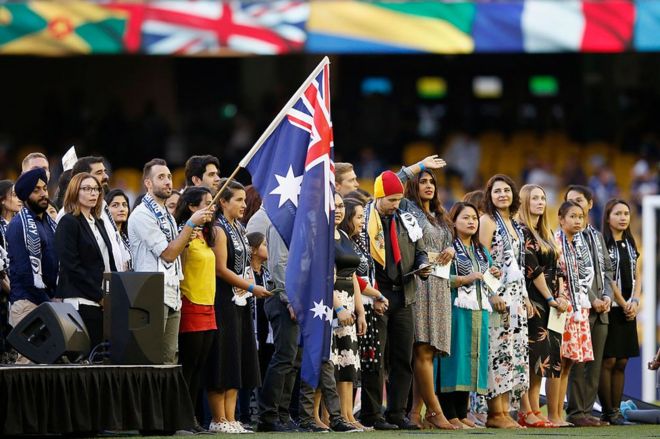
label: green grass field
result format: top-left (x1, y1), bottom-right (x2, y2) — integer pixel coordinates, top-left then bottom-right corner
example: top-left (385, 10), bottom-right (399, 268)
top-left (105, 425), bottom-right (660, 438)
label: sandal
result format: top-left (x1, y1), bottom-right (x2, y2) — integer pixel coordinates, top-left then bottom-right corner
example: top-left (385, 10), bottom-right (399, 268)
top-left (518, 411), bottom-right (552, 428)
top-left (425, 412), bottom-right (459, 430)
top-left (533, 410), bottom-right (558, 428)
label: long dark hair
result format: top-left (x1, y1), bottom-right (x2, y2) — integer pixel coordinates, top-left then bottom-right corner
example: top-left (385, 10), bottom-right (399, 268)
top-left (404, 170), bottom-right (449, 227)
top-left (449, 201), bottom-right (487, 260)
top-left (174, 186), bottom-right (216, 247)
top-left (602, 198), bottom-right (637, 253)
top-left (339, 198), bottom-right (365, 238)
top-left (0, 180), bottom-right (14, 217)
top-left (243, 185), bottom-right (262, 226)
top-left (483, 174), bottom-right (520, 217)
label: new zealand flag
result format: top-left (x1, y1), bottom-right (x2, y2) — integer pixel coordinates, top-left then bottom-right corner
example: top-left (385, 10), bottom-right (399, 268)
top-left (241, 57), bottom-right (334, 387)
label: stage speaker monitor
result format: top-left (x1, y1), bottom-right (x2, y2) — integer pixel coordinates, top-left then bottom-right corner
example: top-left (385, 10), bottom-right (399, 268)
top-left (7, 302), bottom-right (90, 364)
top-left (103, 272), bottom-right (164, 365)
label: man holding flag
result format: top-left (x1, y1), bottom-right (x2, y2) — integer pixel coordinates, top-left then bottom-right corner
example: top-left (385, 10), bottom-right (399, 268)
top-left (236, 57), bottom-right (356, 432)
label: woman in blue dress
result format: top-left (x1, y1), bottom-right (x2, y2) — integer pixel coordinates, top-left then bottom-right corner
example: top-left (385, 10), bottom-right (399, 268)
top-left (439, 202), bottom-right (499, 429)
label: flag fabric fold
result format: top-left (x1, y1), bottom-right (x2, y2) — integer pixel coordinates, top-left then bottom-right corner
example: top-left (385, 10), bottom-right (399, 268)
top-left (241, 57), bottom-right (335, 388)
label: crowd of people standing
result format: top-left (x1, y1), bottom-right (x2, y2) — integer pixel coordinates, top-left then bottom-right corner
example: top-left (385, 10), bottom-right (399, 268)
top-left (0, 150), bottom-right (646, 433)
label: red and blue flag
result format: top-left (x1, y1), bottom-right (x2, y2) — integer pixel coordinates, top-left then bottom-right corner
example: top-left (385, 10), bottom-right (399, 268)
top-left (241, 57), bottom-right (334, 387)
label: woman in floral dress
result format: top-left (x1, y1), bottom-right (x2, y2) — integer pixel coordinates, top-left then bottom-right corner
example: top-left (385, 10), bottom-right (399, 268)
top-left (555, 200), bottom-right (594, 425)
top-left (331, 192), bottom-right (367, 428)
top-left (517, 185), bottom-right (569, 427)
top-left (479, 174), bottom-right (532, 429)
top-left (399, 169), bottom-right (456, 430)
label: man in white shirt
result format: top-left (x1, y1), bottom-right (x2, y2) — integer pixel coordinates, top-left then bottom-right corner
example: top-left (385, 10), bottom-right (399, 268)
top-left (128, 158), bottom-right (212, 364)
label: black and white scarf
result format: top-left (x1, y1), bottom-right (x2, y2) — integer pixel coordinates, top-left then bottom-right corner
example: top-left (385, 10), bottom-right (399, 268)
top-left (557, 230), bottom-right (593, 321)
top-left (104, 203), bottom-right (131, 251)
top-left (494, 210), bottom-right (525, 284)
top-left (103, 203), bottom-right (132, 271)
top-left (0, 217), bottom-right (9, 273)
top-left (216, 213), bottom-right (252, 297)
top-left (583, 225), bottom-right (606, 289)
top-left (608, 237), bottom-right (637, 302)
top-left (453, 238), bottom-right (492, 312)
top-left (18, 207), bottom-right (56, 289)
top-left (142, 193), bottom-right (182, 287)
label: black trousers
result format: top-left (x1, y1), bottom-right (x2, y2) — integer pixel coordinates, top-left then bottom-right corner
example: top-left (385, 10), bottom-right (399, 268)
top-left (179, 330), bottom-right (215, 414)
top-left (258, 298), bottom-right (300, 424)
top-left (360, 289), bottom-right (414, 424)
top-left (78, 304), bottom-right (103, 350)
top-left (439, 392), bottom-right (469, 420)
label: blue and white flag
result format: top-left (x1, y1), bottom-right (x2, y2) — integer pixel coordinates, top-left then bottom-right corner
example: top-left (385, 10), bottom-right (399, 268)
top-left (240, 57), bottom-right (334, 387)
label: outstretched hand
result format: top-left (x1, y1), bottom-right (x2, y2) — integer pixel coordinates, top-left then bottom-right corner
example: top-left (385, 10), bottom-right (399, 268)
top-left (419, 155), bottom-right (447, 170)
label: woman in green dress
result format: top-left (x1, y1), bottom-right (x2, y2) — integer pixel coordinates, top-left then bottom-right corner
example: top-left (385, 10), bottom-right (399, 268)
top-left (438, 202), bottom-right (500, 429)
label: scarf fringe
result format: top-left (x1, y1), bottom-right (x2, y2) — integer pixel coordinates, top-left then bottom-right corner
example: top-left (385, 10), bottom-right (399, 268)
top-left (454, 289), bottom-right (492, 313)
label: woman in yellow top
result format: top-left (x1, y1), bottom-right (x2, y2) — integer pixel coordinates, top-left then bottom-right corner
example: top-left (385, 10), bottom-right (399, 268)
top-left (174, 186), bottom-right (217, 434)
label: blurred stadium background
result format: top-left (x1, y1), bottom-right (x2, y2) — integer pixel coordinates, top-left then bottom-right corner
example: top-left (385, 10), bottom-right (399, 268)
top-left (0, 0), bottom-right (658, 402)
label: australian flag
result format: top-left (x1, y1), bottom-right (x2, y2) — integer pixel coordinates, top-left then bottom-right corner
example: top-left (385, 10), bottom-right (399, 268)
top-left (241, 57), bottom-right (334, 388)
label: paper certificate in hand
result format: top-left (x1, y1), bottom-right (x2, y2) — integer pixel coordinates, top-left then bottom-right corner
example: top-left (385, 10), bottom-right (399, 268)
top-left (431, 262), bottom-right (451, 279)
top-left (547, 307), bottom-right (568, 334)
top-left (482, 271), bottom-right (502, 294)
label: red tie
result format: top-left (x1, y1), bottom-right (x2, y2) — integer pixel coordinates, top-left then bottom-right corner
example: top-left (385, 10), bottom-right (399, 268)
top-left (390, 216), bottom-right (402, 266)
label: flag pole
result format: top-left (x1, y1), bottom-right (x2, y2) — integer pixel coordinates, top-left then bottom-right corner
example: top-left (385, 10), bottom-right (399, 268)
top-left (211, 165), bottom-right (243, 205)
top-left (211, 56), bottom-right (330, 205)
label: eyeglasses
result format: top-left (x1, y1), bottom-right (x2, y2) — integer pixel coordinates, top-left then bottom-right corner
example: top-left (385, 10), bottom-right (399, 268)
top-left (80, 186), bottom-right (101, 194)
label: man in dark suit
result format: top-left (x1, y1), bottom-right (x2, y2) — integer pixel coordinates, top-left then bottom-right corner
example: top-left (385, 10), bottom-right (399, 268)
top-left (565, 185), bottom-right (615, 426)
top-left (360, 171), bottom-right (430, 430)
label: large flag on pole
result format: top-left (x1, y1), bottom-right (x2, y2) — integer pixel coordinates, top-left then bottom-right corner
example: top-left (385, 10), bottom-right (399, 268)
top-left (240, 57), bottom-right (334, 387)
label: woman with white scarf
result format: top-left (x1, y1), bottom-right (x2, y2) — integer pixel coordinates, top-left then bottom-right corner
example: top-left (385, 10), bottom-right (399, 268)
top-left (479, 174), bottom-right (532, 429)
top-left (439, 202), bottom-right (500, 428)
top-left (555, 200), bottom-right (595, 425)
top-left (599, 199), bottom-right (642, 425)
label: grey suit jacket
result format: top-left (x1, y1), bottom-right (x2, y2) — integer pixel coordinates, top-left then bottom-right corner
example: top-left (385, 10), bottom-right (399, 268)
top-left (584, 228), bottom-right (614, 325)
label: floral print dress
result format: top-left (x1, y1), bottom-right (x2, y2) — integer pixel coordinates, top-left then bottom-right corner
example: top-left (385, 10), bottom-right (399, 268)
top-left (523, 227), bottom-right (562, 378)
top-left (556, 231), bottom-right (594, 363)
top-left (487, 221), bottom-right (529, 400)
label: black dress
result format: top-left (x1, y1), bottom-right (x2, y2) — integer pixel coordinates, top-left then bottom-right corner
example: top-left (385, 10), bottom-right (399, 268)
top-left (207, 222), bottom-right (261, 390)
top-left (523, 227), bottom-right (562, 378)
top-left (604, 240), bottom-right (640, 359)
top-left (352, 237), bottom-right (381, 374)
top-left (331, 230), bottom-right (361, 382)
top-left (254, 267), bottom-right (274, 380)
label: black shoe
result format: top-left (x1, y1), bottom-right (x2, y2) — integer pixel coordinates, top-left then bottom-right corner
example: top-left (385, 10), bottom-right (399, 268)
top-left (330, 419), bottom-right (359, 432)
top-left (609, 412), bottom-right (626, 426)
top-left (388, 417), bottom-right (420, 430)
top-left (256, 422), bottom-right (289, 432)
top-left (365, 419), bottom-right (398, 430)
top-left (280, 419), bottom-right (299, 431)
top-left (298, 422), bottom-right (330, 433)
top-left (240, 422), bottom-right (254, 432)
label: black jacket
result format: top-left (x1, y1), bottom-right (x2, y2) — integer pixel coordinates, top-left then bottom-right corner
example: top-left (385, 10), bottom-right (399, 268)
top-left (55, 213), bottom-right (117, 302)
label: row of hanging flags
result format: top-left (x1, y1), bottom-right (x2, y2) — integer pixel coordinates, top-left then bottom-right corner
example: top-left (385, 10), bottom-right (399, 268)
top-left (2, 1), bottom-right (660, 56)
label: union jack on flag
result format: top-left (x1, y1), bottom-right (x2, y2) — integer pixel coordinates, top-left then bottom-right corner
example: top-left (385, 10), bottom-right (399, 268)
top-left (241, 57), bottom-right (335, 387)
top-left (104, 1), bottom-right (308, 55)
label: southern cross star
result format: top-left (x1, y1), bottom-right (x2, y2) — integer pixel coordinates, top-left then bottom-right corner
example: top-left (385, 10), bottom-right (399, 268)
top-left (270, 165), bottom-right (303, 208)
top-left (310, 300), bottom-right (328, 320)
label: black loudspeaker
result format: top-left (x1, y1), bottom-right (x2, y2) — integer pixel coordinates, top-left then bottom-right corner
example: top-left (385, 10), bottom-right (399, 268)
top-left (7, 302), bottom-right (90, 364)
top-left (103, 272), bottom-right (164, 364)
